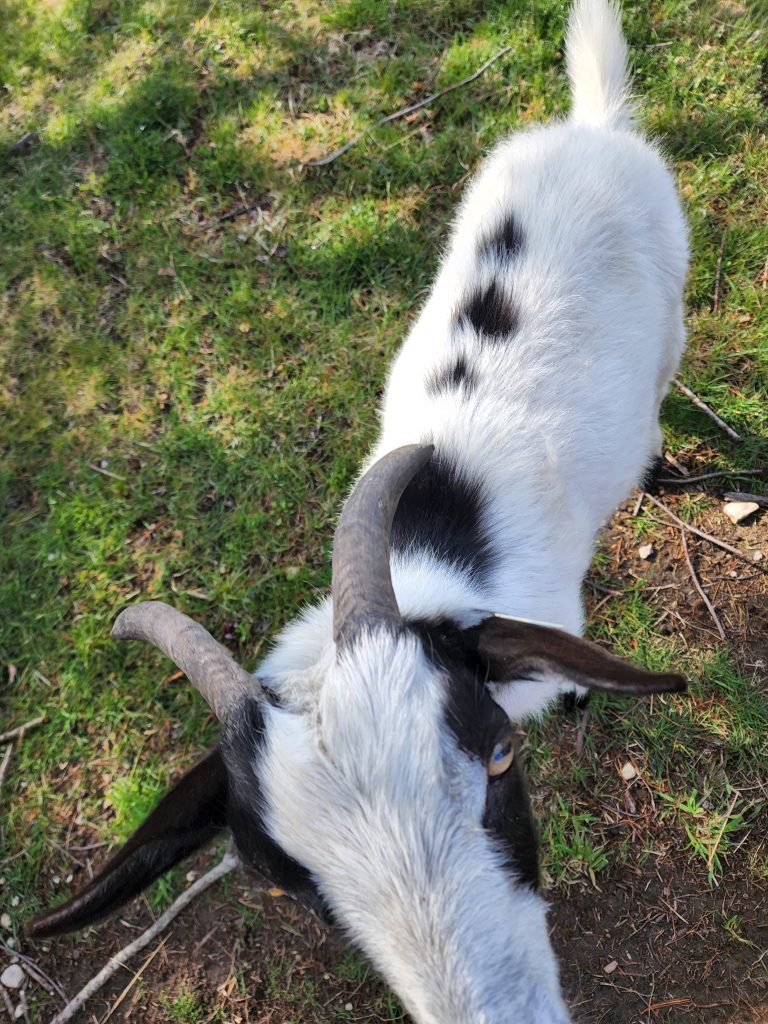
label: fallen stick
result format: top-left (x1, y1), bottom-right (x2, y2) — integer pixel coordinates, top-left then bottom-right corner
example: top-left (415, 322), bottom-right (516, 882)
top-left (0, 716), bottom-right (45, 744)
top-left (672, 379), bottom-right (742, 444)
top-left (575, 708), bottom-right (590, 759)
top-left (664, 451), bottom-right (690, 476)
top-left (0, 743), bottom-right (13, 798)
top-left (48, 851), bottom-right (238, 1024)
top-left (722, 491), bottom-right (768, 506)
top-left (88, 463), bottom-right (126, 482)
top-left (100, 935), bottom-right (169, 1024)
top-left (657, 470), bottom-right (763, 485)
top-left (643, 492), bottom-right (768, 576)
top-left (0, 943), bottom-right (68, 1002)
top-left (680, 530), bottom-right (726, 641)
top-left (304, 45), bottom-right (513, 167)
top-left (0, 982), bottom-right (15, 1020)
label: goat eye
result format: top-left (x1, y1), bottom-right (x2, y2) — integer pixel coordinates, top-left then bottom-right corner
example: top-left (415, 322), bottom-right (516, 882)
top-left (488, 736), bottom-right (515, 777)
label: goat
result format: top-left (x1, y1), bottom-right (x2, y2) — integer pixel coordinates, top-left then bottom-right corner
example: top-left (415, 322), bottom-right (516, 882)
top-left (29, 2), bottom-right (688, 1020)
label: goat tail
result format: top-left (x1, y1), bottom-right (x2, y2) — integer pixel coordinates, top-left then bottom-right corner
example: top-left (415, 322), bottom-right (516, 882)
top-left (565, 0), bottom-right (634, 130)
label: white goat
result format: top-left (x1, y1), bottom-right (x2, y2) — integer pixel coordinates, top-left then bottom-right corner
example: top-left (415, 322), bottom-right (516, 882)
top-left (31, 3), bottom-right (688, 1021)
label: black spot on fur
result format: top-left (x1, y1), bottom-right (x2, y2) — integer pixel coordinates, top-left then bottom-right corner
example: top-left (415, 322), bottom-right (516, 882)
top-left (426, 354), bottom-right (478, 397)
top-left (409, 618), bottom-right (540, 890)
top-left (456, 279), bottom-right (519, 340)
top-left (481, 215), bottom-right (524, 262)
top-left (390, 454), bottom-right (495, 583)
top-left (221, 699), bottom-right (329, 920)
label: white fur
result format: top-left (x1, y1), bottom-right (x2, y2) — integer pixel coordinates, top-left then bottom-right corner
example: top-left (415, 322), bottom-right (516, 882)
top-left (261, 632), bottom-right (570, 1024)
top-left (255, 2), bottom-right (688, 1020)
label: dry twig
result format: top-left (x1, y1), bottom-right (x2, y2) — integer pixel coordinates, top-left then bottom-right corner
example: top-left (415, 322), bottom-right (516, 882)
top-left (642, 492), bottom-right (768, 575)
top-left (575, 708), bottom-right (590, 758)
top-left (680, 530), bottom-right (726, 640)
top-left (664, 451), bottom-right (690, 475)
top-left (657, 470), bottom-right (763, 485)
top-left (0, 982), bottom-right (15, 1020)
top-left (304, 46), bottom-right (513, 167)
top-left (0, 716), bottom-right (45, 744)
top-left (0, 943), bottom-right (68, 1002)
top-left (0, 743), bottom-right (13, 798)
top-left (722, 491), bottom-right (768, 506)
top-left (48, 851), bottom-right (238, 1024)
top-left (706, 793), bottom-right (740, 876)
top-left (99, 936), bottom-right (169, 1024)
top-left (672, 379), bottom-right (742, 444)
top-left (88, 463), bottom-right (126, 482)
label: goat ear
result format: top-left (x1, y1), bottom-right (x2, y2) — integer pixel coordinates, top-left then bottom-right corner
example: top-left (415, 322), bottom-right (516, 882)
top-left (470, 616), bottom-right (686, 695)
top-left (26, 747), bottom-right (228, 938)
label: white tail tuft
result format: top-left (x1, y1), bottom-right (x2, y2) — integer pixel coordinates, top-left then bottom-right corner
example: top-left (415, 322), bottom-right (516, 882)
top-left (565, 0), bottom-right (634, 129)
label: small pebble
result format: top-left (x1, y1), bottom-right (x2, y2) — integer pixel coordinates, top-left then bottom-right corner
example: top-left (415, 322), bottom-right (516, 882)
top-left (10, 896), bottom-right (19, 908)
top-left (52, 874), bottom-right (61, 885)
top-left (185, 871), bottom-right (197, 883)
top-left (724, 501), bottom-right (759, 525)
top-left (66, 874), bottom-right (73, 884)
top-left (6, 938), bottom-right (16, 949)
top-left (752, 550), bottom-right (764, 562)
top-left (620, 762), bottom-right (637, 781)
top-left (14, 1004), bottom-right (24, 1019)
top-left (603, 960), bottom-right (618, 975)
top-left (0, 964), bottom-right (24, 989)
top-left (638, 544), bottom-right (654, 560)
top-left (345, 1003), bottom-right (353, 1012)
top-left (0, 913), bottom-right (11, 928)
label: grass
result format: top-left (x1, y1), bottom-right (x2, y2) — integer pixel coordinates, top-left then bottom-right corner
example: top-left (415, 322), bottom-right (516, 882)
top-left (1, 0), bottom-right (767, 1019)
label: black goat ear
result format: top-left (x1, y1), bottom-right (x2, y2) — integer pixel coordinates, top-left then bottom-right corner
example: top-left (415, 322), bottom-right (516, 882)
top-left (470, 616), bottom-right (686, 696)
top-left (26, 746), bottom-right (228, 938)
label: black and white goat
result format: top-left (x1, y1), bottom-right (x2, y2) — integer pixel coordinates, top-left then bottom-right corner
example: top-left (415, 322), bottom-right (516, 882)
top-left (30, 2), bottom-right (689, 1020)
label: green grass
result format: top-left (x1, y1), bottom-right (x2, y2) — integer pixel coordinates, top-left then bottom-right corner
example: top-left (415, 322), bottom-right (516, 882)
top-left (160, 988), bottom-right (224, 1024)
top-left (1, 0), bottom-right (767, 1015)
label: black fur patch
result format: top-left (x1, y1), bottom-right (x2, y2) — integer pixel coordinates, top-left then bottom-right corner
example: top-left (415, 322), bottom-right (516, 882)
top-left (426, 354), bottom-right (478, 397)
top-left (480, 215), bottom-right (524, 262)
top-left (221, 699), bottom-right (328, 920)
top-left (640, 453), bottom-right (665, 494)
top-left (390, 454), bottom-right (495, 583)
top-left (456, 279), bottom-right (519, 340)
top-left (410, 619), bottom-right (540, 891)
top-left (562, 689), bottom-right (591, 713)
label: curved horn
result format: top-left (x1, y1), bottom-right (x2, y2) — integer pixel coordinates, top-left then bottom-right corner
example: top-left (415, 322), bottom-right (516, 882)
top-left (333, 444), bottom-right (434, 647)
top-left (112, 601), bottom-right (260, 720)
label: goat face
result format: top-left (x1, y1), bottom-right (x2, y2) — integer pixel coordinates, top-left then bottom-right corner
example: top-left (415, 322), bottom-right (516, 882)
top-left (224, 625), bottom-right (560, 1023)
top-left (29, 447), bottom-right (683, 1024)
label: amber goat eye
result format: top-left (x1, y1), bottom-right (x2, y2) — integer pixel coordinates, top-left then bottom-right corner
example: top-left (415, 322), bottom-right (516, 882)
top-left (488, 737), bottom-right (515, 777)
